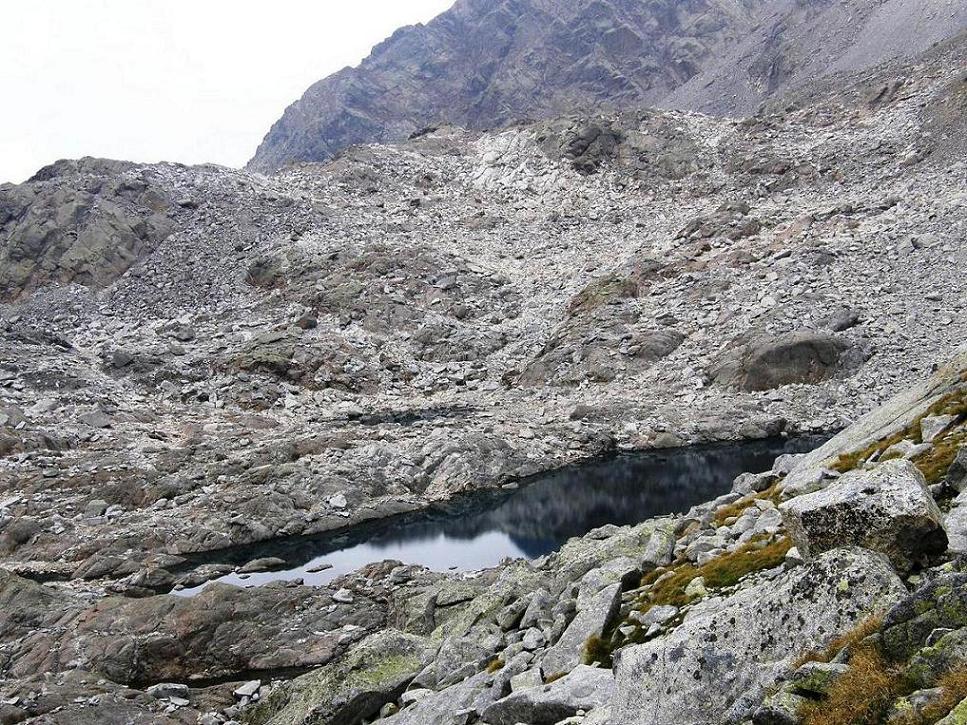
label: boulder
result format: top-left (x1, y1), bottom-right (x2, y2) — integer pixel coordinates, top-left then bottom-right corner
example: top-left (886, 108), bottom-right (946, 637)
top-left (709, 330), bottom-right (860, 392)
top-left (239, 557), bottom-right (287, 574)
top-left (246, 629), bottom-right (427, 725)
top-left (921, 415), bottom-right (957, 443)
top-left (540, 584), bottom-right (621, 676)
top-left (946, 492), bottom-right (967, 554)
top-left (381, 670), bottom-right (493, 725)
top-left (780, 459), bottom-right (946, 572)
top-left (881, 572), bottom-right (967, 661)
top-left (481, 665), bottom-right (615, 725)
top-left (906, 627), bottom-right (967, 687)
top-left (948, 447), bottom-right (967, 492)
top-left (610, 548), bottom-right (906, 725)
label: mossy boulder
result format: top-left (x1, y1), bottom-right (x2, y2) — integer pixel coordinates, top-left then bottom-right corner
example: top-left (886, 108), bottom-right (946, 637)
top-left (610, 548), bottom-right (906, 725)
top-left (881, 573), bottom-right (967, 661)
top-left (907, 628), bottom-right (967, 688)
top-left (780, 459), bottom-right (947, 573)
top-left (245, 629), bottom-right (428, 725)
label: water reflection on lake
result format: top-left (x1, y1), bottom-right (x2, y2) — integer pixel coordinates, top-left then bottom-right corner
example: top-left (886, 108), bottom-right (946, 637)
top-left (178, 436), bottom-right (822, 594)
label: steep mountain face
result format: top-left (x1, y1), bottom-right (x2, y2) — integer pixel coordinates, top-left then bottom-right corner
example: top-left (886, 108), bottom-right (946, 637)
top-left (248, 0), bottom-right (967, 172)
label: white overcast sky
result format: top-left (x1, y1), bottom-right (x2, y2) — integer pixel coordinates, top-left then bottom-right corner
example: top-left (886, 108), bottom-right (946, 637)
top-left (1, 0), bottom-right (454, 184)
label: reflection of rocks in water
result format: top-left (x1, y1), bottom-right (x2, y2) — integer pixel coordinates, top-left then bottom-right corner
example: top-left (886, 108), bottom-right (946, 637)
top-left (196, 436), bottom-right (824, 575)
top-left (383, 437), bottom-right (823, 557)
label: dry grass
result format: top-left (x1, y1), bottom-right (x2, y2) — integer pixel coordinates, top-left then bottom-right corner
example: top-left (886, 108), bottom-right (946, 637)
top-left (582, 634), bottom-right (613, 668)
top-left (485, 658), bottom-right (505, 673)
top-left (584, 537), bottom-right (794, 666)
top-left (638, 536), bottom-right (792, 611)
top-left (831, 386), bottom-right (967, 479)
top-left (544, 671), bottom-right (567, 684)
top-left (712, 482), bottom-right (783, 527)
top-left (906, 666), bottom-right (967, 724)
top-left (914, 428), bottom-right (967, 485)
top-left (799, 644), bottom-right (905, 725)
top-left (794, 614), bottom-right (884, 668)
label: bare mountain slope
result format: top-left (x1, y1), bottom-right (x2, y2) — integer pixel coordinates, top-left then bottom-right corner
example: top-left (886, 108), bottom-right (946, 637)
top-left (248, 0), bottom-right (967, 172)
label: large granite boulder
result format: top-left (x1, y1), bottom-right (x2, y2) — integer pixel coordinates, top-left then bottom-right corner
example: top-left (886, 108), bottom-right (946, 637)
top-left (709, 330), bottom-right (861, 392)
top-left (779, 459), bottom-right (946, 572)
top-left (610, 548), bottom-right (907, 725)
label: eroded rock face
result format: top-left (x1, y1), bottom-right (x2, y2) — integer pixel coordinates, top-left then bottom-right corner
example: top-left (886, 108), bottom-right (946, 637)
top-left (610, 548), bottom-right (907, 725)
top-left (780, 459), bottom-right (947, 572)
top-left (0, 158), bottom-right (177, 300)
top-left (0, 574), bottom-right (381, 686)
top-left (248, 0), bottom-right (967, 171)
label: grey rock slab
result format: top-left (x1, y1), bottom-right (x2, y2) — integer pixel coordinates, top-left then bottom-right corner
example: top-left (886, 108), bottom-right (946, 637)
top-left (783, 350), bottom-right (967, 495)
top-left (780, 459), bottom-right (946, 572)
top-left (146, 682), bottom-right (189, 701)
top-left (246, 629), bottom-right (427, 725)
top-left (945, 491), bottom-right (967, 554)
top-left (480, 665), bottom-right (614, 725)
top-left (540, 584), bottom-right (620, 677)
top-left (382, 671), bottom-right (491, 725)
top-left (921, 415), bottom-right (957, 443)
top-left (510, 668), bottom-right (543, 692)
top-left (610, 548), bottom-right (907, 725)
top-left (947, 447), bottom-right (967, 493)
top-left (233, 680), bottom-right (261, 699)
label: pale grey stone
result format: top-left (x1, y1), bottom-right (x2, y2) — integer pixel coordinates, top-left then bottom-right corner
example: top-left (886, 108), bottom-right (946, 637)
top-left (610, 548), bottom-right (906, 725)
top-left (780, 459), bottom-right (946, 572)
top-left (541, 584), bottom-right (620, 676)
top-left (481, 665), bottom-right (614, 725)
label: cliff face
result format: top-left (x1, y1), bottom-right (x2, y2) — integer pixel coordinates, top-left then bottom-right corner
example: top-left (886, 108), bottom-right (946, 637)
top-left (248, 0), bottom-right (967, 172)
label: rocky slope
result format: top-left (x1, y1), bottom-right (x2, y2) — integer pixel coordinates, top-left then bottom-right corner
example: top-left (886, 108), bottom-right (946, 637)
top-left (248, 0), bottom-right (967, 172)
top-left (0, 28), bottom-right (965, 725)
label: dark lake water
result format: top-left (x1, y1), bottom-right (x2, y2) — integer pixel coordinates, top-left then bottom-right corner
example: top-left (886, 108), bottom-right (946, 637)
top-left (176, 436), bottom-right (822, 595)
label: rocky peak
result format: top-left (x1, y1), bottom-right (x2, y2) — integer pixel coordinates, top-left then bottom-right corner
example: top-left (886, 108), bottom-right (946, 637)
top-left (248, 0), bottom-right (967, 172)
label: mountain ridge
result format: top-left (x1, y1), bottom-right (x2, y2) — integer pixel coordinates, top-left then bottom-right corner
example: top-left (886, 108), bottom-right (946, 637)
top-left (248, 0), bottom-right (967, 172)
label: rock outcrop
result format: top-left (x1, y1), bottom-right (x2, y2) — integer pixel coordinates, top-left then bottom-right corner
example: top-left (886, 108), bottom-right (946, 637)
top-left (609, 548), bottom-right (906, 725)
top-left (0, 158), bottom-right (177, 300)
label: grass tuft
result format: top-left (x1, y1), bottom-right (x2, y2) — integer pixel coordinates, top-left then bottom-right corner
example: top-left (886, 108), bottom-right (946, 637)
top-left (799, 644), bottom-right (905, 725)
top-left (918, 666), bottom-right (967, 723)
top-left (485, 658), bottom-right (505, 673)
top-left (794, 614), bottom-right (883, 668)
top-left (582, 634), bottom-right (613, 668)
top-left (831, 385), bottom-right (967, 482)
top-left (712, 482), bottom-right (783, 527)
